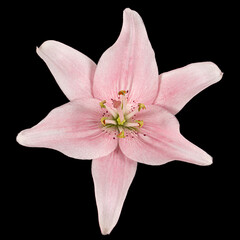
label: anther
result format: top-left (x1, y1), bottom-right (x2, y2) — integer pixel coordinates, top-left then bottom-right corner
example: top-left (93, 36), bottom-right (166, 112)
top-left (117, 130), bottom-right (125, 138)
top-left (99, 100), bottom-right (106, 108)
top-left (101, 117), bottom-right (107, 126)
top-left (118, 90), bottom-right (127, 96)
top-left (138, 103), bottom-right (146, 112)
top-left (135, 120), bottom-right (144, 128)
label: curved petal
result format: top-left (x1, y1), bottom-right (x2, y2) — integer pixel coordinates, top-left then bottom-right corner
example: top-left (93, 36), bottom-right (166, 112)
top-left (92, 8), bottom-right (159, 104)
top-left (154, 62), bottom-right (223, 115)
top-left (16, 98), bottom-right (117, 160)
top-left (119, 104), bottom-right (212, 166)
top-left (92, 147), bottom-right (137, 235)
top-left (37, 40), bottom-right (96, 101)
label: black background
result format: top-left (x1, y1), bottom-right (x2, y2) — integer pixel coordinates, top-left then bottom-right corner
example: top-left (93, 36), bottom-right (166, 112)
top-left (5, 0), bottom-right (237, 239)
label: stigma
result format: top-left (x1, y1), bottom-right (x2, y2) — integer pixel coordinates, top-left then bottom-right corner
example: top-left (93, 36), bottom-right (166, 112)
top-left (99, 90), bottom-right (145, 138)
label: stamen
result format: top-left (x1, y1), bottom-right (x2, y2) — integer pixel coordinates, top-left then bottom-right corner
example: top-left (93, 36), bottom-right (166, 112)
top-left (125, 108), bottom-right (138, 120)
top-left (99, 92), bottom-right (145, 137)
top-left (101, 117), bottom-right (107, 126)
top-left (105, 119), bottom-right (117, 125)
top-left (125, 122), bottom-right (139, 127)
top-left (117, 130), bottom-right (125, 138)
top-left (105, 105), bottom-right (117, 118)
top-left (125, 120), bottom-right (144, 128)
top-left (135, 120), bottom-right (144, 128)
top-left (99, 100), bottom-right (106, 108)
top-left (138, 103), bottom-right (146, 112)
top-left (125, 103), bottom-right (146, 120)
top-left (118, 90), bottom-right (127, 96)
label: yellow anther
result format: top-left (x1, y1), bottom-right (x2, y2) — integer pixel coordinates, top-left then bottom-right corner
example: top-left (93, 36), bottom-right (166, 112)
top-left (118, 90), bottom-right (127, 96)
top-left (101, 117), bottom-right (107, 126)
top-left (117, 130), bottom-right (125, 138)
top-left (136, 120), bottom-right (144, 128)
top-left (99, 100), bottom-right (106, 108)
top-left (117, 117), bottom-right (126, 125)
top-left (138, 103), bottom-right (146, 112)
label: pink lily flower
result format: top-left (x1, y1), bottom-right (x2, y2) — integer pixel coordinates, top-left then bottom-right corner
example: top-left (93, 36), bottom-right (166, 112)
top-left (16, 8), bottom-right (223, 235)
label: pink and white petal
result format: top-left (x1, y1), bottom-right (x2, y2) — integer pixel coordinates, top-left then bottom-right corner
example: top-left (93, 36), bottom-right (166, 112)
top-left (37, 40), bottom-right (96, 101)
top-left (16, 98), bottom-right (117, 160)
top-left (92, 147), bottom-right (137, 235)
top-left (119, 104), bottom-right (212, 166)
top-left (92, 8), bottom-right (159, 104)
top-left (154, 62), bottom-right (223, 115)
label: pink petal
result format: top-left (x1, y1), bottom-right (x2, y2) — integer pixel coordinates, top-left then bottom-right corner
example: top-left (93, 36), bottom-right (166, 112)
top-left (16, 98), bottom-right (117, 159)
top-left (154, 62), bottom-right (223, 115)
top-left (92, 8), bottom-right (159, 104)
top-left (119, 104), bottom-right (212, 166)
top-left (92, 147), bottom-right (137, 235)
top-left (37, 40), bottom-right (96, 101)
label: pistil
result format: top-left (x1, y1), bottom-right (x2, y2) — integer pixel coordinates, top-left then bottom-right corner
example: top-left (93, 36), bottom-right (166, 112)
top-left (112, 100), bottom-right (125, 123)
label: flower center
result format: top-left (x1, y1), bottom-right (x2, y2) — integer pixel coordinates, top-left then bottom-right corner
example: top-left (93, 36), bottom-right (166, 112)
top-left (99, 90), bottom-right (145, 138)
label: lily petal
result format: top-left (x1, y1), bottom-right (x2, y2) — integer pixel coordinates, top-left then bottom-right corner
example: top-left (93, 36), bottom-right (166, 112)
top-left (119, 104), bottom-right (212, 166)
top-left (92, 147), bottom-right (137, 235)
top-left (17, 98), bottom-right (117, 159)
top-left (92, 8), bottom-right (159, 104)
top-left (154, 62), bottom-right (223, 115)
top-left (37, 40), bottom-right (96, 101)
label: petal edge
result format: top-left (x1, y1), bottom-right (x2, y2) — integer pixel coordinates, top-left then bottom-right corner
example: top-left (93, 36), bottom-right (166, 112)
top-left (16, 98), bottom-right (118, 160)
top-left (92, 147), bottom-right (137, 235)
top-left (154, 62), bottom-right (223, 115)
top-left (92, 8), bottom-right (159, 104)
top-left (119, 104), bottom-right (213, 166)
top-left (37, 40), bottom-right (96, 101)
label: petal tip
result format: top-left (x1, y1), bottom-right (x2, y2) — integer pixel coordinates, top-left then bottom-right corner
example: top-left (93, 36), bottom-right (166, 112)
top-left (16, 130), bottom-right (31, 147)
top-left (36, 46), bottom-right (40, 56)
top-left (123, 7), bottom-right (139, 18)
top-left (205, 61), bottom-right (223, 83)
top-left (199, 154), bottom-right (213, 166)
top-left (37, 40), bottom-right (58, 54)
top-left (99, 219), bottom-right (113, 235)
top-left (16, 131), bottom-right (25, 146)
top-left (100, 227), bottom-right (112, 235)
top-left (123, 7), bottom-right (133, 13)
